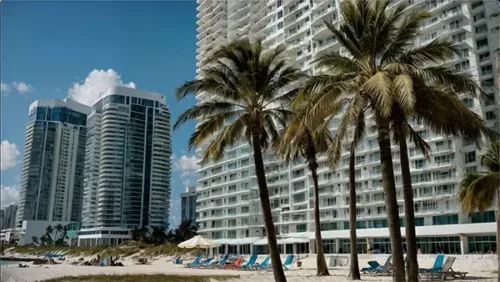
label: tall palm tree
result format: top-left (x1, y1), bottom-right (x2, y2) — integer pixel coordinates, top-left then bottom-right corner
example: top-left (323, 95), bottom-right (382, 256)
top-left (54, 224), bottom-right (64, 240)
top-left (300, 0), bottom-right (486, 280)
top-left (278, 108), bottom-right (332, 276)
top-left (45, 225), bottom-right (54, 245)
top-left (174, 38), bottom-right (304, 282)
top-left (296, 91), bottom-right (367, 280)
top-left (176, 220), bottom-right (197, 241)
top-left (151, 227), bottom-right (168, 245)
top-left (459, 140), bottom-right (500, 278)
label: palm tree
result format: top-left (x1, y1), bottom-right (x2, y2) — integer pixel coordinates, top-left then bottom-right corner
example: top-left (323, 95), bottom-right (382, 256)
top-left (459, 140), bottom-right (500, 278)
top-left (300, 0), bottom-right (487, 280)
top-left (54, 224), bottom-right (64, 240)
top-left (174, 38), bottom-right (304, 282)
top-left (151, 227), bottom-right (167, 245)
top-left (31, 236), bottom-right (39, 246)
top-left (44, 225), bottom-right (54, 245)
top-left (176, 220), bottom-right (197, 241)
top-left (278, 108), bottom-right (331, 276)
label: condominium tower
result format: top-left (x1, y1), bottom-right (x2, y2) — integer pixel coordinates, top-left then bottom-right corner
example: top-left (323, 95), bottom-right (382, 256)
top-left (16, 99), bottom-right (91, 227)
top-left (78, 87), bottom-right (171, 246)
top-left (195, 0), bottom-right (499, 255)
top-left (181, 186), bottom-right (198, 223)
top-left (1, 205), bottom-right (18, 230)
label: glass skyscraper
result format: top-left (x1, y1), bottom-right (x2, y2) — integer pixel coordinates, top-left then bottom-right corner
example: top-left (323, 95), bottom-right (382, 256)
top-left (79, 87), bottom-right (171, 246)
top-left (16, 99), bottom-right (91, 227)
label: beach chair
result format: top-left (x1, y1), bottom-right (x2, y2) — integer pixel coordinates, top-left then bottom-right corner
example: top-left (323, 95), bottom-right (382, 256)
top-left (239, 254), bottom-right (258, 269)
top-left (361, 255), bottom-right (392, 274)
top-left (418, 254), bottom-right (445, 273)
top-left (208, 254), bottom-right (229, 268)
top-left (422, 257), bottom-right (468, 281)
top-left (225, 257), bottom-right (244, 269)
top-left (252, 256), bottom-right (271, 270)
top-left (282, 254), bottom-right (294, 270)
top-left (185, 254), bottom-right (204, 267)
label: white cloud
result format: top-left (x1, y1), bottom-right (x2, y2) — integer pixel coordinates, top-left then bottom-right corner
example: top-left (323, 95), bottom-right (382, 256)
top-left (68, 69), bottom-right (136, 106)
top-left (11, 81), bottom-right (33, 94)
top-left (1, 83), bottom-right (11, 93)
top-left (1, 140), bottom-right (20, 171)
top-left (174, 155), bottom-right (199, 177)
top-left (1, 185), bottom-right (20, 209)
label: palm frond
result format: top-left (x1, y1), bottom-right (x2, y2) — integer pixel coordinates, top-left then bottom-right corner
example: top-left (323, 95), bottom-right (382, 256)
top-left (363, 71), bottom-right (393, 117)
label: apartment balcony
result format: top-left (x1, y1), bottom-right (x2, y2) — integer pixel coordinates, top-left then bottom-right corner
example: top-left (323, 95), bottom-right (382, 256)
top-left (311, 6), bottom-right (335, 25)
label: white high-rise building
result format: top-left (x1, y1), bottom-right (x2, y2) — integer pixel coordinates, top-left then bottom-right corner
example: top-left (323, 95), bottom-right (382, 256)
top-left (16, 99), bottom-right (91, 227)
top-left (78, 87), bottom-right (171, 246)
top-left (195, 0), bottom-right (499, 255)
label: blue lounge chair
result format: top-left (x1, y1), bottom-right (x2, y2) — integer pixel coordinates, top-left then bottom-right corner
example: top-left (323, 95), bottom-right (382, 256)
top-left (239, 254), bottom-right (258, 269)
top-left (252, 256), bottom-right (270, 270)
top-left (100, 256), bottom-right (110, 266)
top-left (418, 254), bottom-right (445, 273)
top-left (209, 254), bottom-right (229, 268)
top-left (186, 254), bottom-right (204, 267)
top-left (282, 254), bottom-right (294, 270)
top-left (361, 255), bottom-right (392, 273)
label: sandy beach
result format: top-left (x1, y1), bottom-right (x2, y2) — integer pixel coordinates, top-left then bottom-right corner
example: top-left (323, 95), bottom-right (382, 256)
top-left (1, 255), bottom-right (497, 282)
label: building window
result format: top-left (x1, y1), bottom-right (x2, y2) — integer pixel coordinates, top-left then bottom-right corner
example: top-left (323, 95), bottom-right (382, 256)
top-left (296, 224), bottom-right (307, 232)
top-left (452, 32), bottom-right (466, 43)
top-left (278, 22), bottom-right (283, 29)
top-left (415, 218), bottom-right (424, 226)
top-left (486, 111), bottom-right (497, 120)
top-left (475, 24), bottom-right (487, 34)
top-left (479, 52), bottom-right (490, 62)
top-left (465, 151), bottom-right (476, 163)
top-left (278, 10), bottom-right (283, 19)
top-left (481, 65), bottom-right (493, 75)
top-left (474, 12), bottom-right (485, 22)
top-left (471, 211), bottom-right (496, 223)
top-left (417, 236), bottom-right (461, 254)
top-left (468, 236), bottom-right (497, 254)
top-left (433, 214), bottom-right (459, 225)
top-left (462, 98), bottom-right (474, 108)
top-left (450, 20), bottom-right (460, 30)
top-left (471, 1), bottom-right (483, 9)
top-left (277, 0), bottom-right (282, 7)
top-left (476, 38), bottom-right (488, 48)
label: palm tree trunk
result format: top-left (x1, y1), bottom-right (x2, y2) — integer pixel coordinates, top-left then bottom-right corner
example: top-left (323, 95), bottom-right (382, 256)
top-left (308, 150), bottom-right (330, 276)
top-left (349, 146), bottom-right (361, 280)
top-left (375, 112), bottom-right (405, 282)
top-left (398, 136), bottom-right (418, 282)
top-left (251, 133), bottom-right (287, 282)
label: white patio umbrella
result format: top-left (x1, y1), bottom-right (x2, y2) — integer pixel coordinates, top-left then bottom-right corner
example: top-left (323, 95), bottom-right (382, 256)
top-left (178, 235), bottom-right (218, 249)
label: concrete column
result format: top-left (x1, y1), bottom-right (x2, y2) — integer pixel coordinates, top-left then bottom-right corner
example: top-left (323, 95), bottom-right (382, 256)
top-left (459, 234), bottom-right (469, 254)
top-left (237, 245), bottom-right (240, 255)
top-left (309, 239), bottom-right (315, 254)
top-left (224, 245), bottom-right (228, 255)
top-left (293, 243), bottom-right (298, 254)
top-left (366, 237), bottom-right (372, 252)
top-left (335, 238), bottom-right (340, 253)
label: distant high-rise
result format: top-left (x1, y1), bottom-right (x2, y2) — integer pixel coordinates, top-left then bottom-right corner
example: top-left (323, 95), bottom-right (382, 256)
top-left (16, 99), bottom-right (90, 227)
top-left (3, 205), bottom-right (18, 230)
top-left (181, 186), bottom-right (197, 224)
top-left (79, 87), bottom-right (171, 246)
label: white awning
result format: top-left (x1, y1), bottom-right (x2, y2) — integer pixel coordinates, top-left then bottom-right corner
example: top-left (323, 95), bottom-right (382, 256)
top-left (253, 237), bottom-right (309, 245)
top-left (214, 237), bottom-right (260, 245)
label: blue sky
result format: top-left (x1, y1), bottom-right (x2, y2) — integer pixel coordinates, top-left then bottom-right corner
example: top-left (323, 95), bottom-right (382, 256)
top-left (0, 1), bottom-right (199, 228)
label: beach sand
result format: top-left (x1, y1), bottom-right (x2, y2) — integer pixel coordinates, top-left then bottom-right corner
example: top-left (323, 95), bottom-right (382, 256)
top-left (1, 255), bottom-right (497, 282)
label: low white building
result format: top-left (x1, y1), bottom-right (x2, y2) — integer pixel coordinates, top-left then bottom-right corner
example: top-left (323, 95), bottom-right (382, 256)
top-left (18, 220), bottom-right (79, 246)
top-left (0, 228), bottom-right (21, 244)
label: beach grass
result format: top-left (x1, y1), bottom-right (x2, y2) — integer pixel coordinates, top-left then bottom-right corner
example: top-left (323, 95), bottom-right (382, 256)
top-left (42, 274), bottom-right (240, 282)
